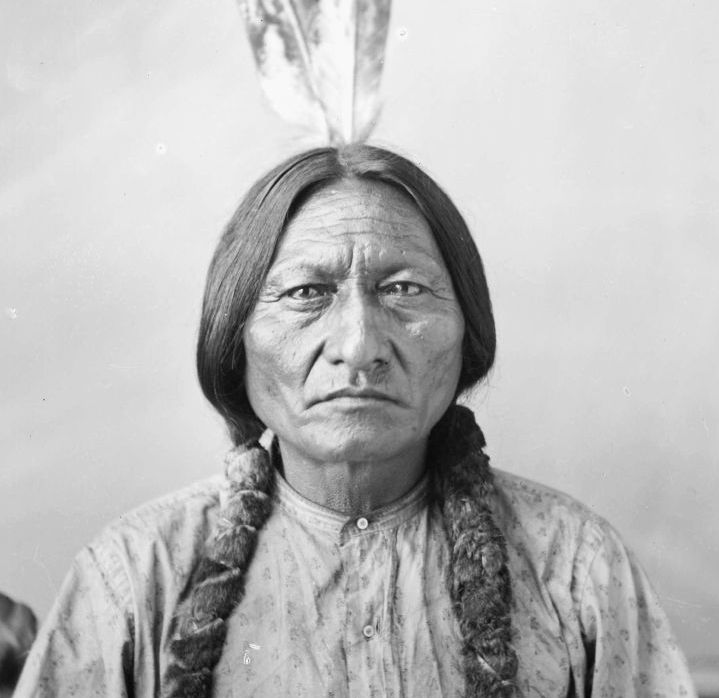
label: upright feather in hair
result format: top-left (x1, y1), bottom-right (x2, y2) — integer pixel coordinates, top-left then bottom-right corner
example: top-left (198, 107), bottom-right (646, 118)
top-left (238, 0), bottom-right (391, 144)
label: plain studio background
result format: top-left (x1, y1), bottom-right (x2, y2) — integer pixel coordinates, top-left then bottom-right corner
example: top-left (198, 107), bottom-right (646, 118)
top-left (1, 0), bottom-right (717, 674)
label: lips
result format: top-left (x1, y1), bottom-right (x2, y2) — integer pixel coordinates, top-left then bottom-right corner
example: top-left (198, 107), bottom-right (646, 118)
top-left (311, 387), bottom-right (397, 406)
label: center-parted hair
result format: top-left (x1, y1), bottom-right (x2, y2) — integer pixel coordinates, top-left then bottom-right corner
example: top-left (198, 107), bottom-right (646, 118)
top-left (197, 144), bottom-right (496, 443)
top-left (167, 146), bottom-right (516, 697)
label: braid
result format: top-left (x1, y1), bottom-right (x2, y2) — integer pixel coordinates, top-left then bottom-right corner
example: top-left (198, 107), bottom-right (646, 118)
top-left (162, 440), bottom-right (275, 697)
top-left (429, 404), bottom-right (518, 697)
top-left (163, 405), bottom-right (516, 696)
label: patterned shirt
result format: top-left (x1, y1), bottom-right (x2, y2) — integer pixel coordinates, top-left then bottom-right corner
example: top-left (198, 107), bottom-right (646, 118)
top-left (15, 468), bottom-right (695, 697)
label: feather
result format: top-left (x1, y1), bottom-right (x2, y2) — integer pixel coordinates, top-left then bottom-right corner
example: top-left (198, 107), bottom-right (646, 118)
top-left (238, 0), bottom-right (391, 144)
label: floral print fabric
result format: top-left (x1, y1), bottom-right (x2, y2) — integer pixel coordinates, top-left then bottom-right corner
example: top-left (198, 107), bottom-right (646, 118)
top-left (15, 468), bottom-right (695, 697)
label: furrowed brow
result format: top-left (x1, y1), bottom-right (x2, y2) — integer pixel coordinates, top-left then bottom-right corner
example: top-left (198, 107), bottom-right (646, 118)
top-left (263, 260), bottom-right (335, 286)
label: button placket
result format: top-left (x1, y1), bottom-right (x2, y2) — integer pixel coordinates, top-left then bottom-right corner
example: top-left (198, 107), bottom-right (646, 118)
top-left (341, 526), bottom-right (386, 690)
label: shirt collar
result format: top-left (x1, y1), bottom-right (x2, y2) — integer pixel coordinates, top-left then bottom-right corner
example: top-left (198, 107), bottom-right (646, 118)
top-left (273, 468), bottom-right (430, 539)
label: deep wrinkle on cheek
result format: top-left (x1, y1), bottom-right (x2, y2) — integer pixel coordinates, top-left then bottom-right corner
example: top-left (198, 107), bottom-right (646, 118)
top-left (246, 329), bottom-right (296, 415)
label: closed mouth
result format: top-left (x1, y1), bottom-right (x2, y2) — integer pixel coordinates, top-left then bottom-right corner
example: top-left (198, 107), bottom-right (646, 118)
top-left (313, 388), bottom-right (397, 405)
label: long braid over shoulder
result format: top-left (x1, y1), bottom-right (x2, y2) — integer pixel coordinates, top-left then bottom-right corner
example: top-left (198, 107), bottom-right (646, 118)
top-left (163, 440), bottom-right (275, 697)
top-left (429, 404), bottom-right (518, 696)
top-left (163, 405), bottom-right (516, 697)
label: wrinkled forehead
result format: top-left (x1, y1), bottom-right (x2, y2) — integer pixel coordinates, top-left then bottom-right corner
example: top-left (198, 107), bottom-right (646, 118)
top-left (276, 178), bottom-right (446, 268)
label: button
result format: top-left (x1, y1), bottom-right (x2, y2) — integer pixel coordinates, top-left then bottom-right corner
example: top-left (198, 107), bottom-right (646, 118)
top-left (356, 517), bottom-right (369, 530)
top-left (362, 624), bottom-right (375, 639)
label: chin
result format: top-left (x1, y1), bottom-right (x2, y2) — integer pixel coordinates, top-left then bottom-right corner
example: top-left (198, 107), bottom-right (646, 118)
top-left (301, 421), bottom-right (421, 463)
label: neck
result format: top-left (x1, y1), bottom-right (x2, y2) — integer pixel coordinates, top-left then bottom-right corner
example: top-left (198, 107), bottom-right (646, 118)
top-left (275, 439), bottom-right (427, 515)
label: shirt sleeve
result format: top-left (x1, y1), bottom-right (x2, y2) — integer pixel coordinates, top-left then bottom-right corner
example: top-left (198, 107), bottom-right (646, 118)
top-left (577, 523), bottom-right (696, 697)
top-left (13, 542), bottom-right (135, 698)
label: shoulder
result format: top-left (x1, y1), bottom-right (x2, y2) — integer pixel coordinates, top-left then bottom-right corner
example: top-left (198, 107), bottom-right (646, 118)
top-left (490, 468), bottom-right (621, 586)
top-left (492, 467), bottom-right (608, 537)
top-left (101, 475), bottom-right (223, 546)
top-left (79, 476), bottom-right (224, 601)
top-left (14, 479), bottom-right (225, 695)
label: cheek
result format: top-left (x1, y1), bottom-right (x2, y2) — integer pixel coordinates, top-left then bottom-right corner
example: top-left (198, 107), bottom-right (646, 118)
top-left (431, 320), bottom-right (464, 383)
top-left (407, 311), bottom-right (465, 395)
top-left (243, 318), bottom-right (300, 417)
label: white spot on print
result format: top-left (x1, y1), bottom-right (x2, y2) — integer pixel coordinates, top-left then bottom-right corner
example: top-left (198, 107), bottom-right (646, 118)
top-left (243, 642), bottom-right (261, 665)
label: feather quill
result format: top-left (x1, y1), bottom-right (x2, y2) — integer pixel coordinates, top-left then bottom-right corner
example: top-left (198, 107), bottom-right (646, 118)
top-left (238, 0), bottom-right (391, 145)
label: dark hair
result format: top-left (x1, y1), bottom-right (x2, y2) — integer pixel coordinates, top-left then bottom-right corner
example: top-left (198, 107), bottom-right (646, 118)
top-left (197, 144), bottom-right (496, 443)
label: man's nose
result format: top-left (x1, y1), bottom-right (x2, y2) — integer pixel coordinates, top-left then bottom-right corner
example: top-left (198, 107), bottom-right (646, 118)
top-left (323, 289), bottom-right (391, 371)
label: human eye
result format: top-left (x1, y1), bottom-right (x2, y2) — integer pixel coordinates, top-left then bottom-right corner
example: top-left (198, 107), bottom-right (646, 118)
top-left (284, 284), bottom-right (333, 301)
top-left (379, 281), bottom-right (425, 297)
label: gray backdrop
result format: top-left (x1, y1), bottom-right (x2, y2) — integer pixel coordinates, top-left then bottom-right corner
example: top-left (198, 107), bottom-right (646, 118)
top-left (1, 0), bottom-right (717, 667)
